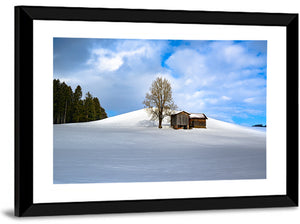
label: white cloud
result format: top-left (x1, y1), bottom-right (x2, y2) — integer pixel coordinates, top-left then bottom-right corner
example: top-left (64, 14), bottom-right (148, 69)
top-left (221, 96), bottom-right (231, 101)
top-left (166, 49), bottom-right (206, 77)
top-left (244, 97), bottom-right (255, 103)
top-left (184, 78), bottom-right (193, 86)
top-left (209, 41), bottom-right (266, 70)
top-left (192, 91), bottom-right (206, 98)
top-left (205, 98), bottom-right (219, 104)
top-left (88, 44), bottom-right (154, 72)
top-left (97, 55), bottom-right (123, 72)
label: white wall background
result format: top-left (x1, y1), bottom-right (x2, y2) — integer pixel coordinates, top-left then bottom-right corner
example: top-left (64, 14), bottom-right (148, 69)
top-left (0, 0), bottom-right (299, 223)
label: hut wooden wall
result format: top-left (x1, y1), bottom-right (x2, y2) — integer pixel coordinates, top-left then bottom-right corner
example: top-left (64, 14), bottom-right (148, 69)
top-left (190, 118), bottom-right (206, 128)
top-left (171, 112), bottom-right (190, 129)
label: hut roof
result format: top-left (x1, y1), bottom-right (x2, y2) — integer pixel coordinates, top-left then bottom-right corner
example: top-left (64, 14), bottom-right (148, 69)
top-left (189, 113), bottom-right (208, 119)
top-left (171, 111), bottom-right (191, 116)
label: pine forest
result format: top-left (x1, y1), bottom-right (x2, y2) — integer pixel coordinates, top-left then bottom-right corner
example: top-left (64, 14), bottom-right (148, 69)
top-left (53, 79), bottom-right (107, 124)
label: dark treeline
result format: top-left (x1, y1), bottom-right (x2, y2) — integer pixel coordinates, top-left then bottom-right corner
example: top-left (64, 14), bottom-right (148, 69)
top-left (53, 79), bottom-right (108, 124)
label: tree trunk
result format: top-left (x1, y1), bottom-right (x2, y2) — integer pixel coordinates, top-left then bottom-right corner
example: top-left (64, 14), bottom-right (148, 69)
top-left (57, 113), bottom-right (60, 124)
top-left (158, 117), bottom-right (162, 128)
top-left (158, 109), bottom-right (162, 128)
top-left (158, 108), bottom-right (163, 128)
top-left (63, 100), bottom-right (67, 123)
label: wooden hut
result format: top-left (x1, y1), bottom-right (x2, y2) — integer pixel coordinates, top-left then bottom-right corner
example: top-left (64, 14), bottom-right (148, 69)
top-left (170, 111), bottom-right (208, 129)
top-left (189, 113), bottom-right (208, 128)
top-left (170, 111), bottom-right (190, 129)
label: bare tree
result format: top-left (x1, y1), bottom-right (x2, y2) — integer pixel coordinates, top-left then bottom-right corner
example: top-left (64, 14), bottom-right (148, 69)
top-left (143, 77), bottom-right (177, 128)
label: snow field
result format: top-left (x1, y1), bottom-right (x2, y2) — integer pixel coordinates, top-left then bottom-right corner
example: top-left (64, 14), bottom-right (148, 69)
top-left (54, 109), bottom-right (266, 184)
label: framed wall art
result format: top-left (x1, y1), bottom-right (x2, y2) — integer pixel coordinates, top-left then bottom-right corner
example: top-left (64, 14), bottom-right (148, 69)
top-left (15, 6), bottom-right (298, 216)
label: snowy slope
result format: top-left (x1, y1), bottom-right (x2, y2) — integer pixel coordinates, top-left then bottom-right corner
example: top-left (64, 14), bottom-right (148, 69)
top-left (81, 108), bottom-right (264, 134)
top-left (54, 109), bottom-right (266, 184)
top-left (87, 108), bottom-right (169, 127)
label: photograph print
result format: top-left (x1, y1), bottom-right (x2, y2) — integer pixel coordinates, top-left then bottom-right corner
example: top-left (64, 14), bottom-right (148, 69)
top-left (53, 38), bottom-right (267, 184)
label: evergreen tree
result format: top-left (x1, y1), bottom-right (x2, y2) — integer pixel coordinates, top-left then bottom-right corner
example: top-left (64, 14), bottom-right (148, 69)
top-left (93, 97), bottom-right (108, 120)
top-left (53, 79), bottom-right (73, 124)
top-left (93, 97), bottom-right (101, 120)
top-left (53, 79), bottom-right (66, 124)
top-left (72, 85), bottom-right (83, 122)
top-left (53, 79), bottom-right (108, 124)
top-left (78, 99), bottom-right (86, 122)
top-left (53, 79), bottom-right (61, 124)
top-left (60, 82), bottom-right (73, 123)
top-left (99, 105), bottom-right (108, 119)
top-left (83, 92), bottom-right (96, 121)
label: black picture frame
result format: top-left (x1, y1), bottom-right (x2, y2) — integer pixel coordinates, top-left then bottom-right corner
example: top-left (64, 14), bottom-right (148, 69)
top-left (15, 6), bottom-right (298, 217)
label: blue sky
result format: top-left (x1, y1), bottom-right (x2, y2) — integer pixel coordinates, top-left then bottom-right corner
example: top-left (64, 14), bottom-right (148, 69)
top-left (53, 38), bottom-right (267, 126)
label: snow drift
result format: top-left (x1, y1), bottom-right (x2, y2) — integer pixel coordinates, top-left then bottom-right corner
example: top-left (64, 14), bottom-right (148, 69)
top-left (54, 109), bottom-right (266, 184)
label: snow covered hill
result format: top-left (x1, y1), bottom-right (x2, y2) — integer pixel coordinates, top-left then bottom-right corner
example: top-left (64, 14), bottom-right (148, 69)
top-left (54, 109), bottom-right (266, 184)
top-left (78, 108), bottom-right (264, 134)
top-left (89, 108), bottom-right (163, 127)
